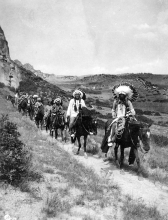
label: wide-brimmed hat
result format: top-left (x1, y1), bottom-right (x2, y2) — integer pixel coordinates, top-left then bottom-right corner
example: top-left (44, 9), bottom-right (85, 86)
top-left (112, 82), bottom-right (138, 101)
top-left (33, 95), bottom-right (38, 98)
top-left (73, 89), bottom-right (83, 98)
top-left (54, 97), bottom-right (62, 103)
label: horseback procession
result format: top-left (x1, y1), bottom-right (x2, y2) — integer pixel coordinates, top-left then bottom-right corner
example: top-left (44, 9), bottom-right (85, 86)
top-left (8, 83), bottom-right (151, 173)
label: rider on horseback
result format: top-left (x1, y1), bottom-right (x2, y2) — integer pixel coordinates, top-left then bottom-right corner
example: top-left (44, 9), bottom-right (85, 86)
top-left (18, 92), bottom-right (28, 105)
top-left (107, 91), bottom-right (136, 147)
top-left (34, 97), bottom-right (43, 110)
top-left (50, 97), bottom-right (64, 131)
top-left (66, 89), bottom-right (86, 137)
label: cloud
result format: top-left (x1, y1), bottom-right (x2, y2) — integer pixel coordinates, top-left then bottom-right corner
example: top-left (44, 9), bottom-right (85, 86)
top-left (133, 23), bottom-right (151, 30)
top-left (134, 32), bottom-right (158, 41)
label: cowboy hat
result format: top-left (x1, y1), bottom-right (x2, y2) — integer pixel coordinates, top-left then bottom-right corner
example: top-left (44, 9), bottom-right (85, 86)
top-left (54, 97), bottom-right (61, 103)
top-left (33, 95), bottom-right (38, 98)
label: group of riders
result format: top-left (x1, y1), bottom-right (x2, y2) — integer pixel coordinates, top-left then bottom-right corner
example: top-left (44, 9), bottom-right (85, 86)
top-left (14, 85), bottom-right (138, 147)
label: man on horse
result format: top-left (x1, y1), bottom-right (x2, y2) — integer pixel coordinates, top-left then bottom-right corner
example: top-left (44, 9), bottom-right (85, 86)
top-left (66, 89), bottom-right (86, 137)
top-left (50, 96), bottom-right (65, 131)
top-left (107, 86), bottom-right (136, 147)
top-left (34, 97), bottom-right (43, 109)
top-left (66, 89), bottom-right (95, 138)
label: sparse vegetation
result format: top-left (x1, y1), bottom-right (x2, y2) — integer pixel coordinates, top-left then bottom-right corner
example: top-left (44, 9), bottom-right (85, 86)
top-left (0, 114), bottom-right (42, 187)
top-left (0, 84), bottom-right (168, 219)
top-left (123, 196), bottom-right (167, 220)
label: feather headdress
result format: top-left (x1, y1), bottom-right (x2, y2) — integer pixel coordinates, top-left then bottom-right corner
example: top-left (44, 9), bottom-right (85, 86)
top-left (112, 82), bottom-right (138, 102)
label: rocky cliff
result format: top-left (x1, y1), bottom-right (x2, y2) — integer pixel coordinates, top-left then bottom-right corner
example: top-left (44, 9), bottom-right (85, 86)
top-left (0, 26), bottom-right (21, 88)
top-left (0, 26), bottom-right (68, 101)
top-left (0, 26), bottom-right (10, 59)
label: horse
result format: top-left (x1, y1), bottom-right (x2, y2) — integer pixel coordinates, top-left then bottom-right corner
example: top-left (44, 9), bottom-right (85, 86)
top-left (45, 112), bottom-right (52, 133)
top-left (101, 117), bottom-right (151, 174)
top-left (18, 98), bottom-right (28, 115)
top-left (7, 95), bottom-right (15, 107)
top-left (71, 108), bottom-right (98, 157)
top-left (50, 112), bottom-right (67, 142)
top-left (34, 105), bottom-right (44, 129)
top-left (27, 97), bottom-right (35, 120)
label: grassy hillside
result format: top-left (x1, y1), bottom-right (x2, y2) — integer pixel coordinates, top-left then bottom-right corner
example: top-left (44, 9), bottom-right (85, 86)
top-left (1, 87), bottom-right (167, 219)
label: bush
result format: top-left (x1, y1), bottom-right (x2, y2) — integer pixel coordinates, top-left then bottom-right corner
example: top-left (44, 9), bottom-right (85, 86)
top-left (8, 86), bottom-right (16, 93)
top-left (136, 115), bottom-right (153, 125)
top-left (151, 134), bottom-right (168, 147)
top-left (0, 82), bottom-right (5, 88)
top-left (0, 115), bottom-right (32, 186)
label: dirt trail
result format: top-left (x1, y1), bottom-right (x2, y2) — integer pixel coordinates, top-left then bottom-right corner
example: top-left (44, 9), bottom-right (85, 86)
top-left (41, 130), bottom-right (168, 217)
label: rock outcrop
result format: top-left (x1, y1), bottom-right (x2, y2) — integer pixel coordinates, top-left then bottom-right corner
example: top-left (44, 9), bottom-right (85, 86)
top-left (0, 26), bottom-right (21, 88)
top-left (0, 26), bottom-right (10, 59)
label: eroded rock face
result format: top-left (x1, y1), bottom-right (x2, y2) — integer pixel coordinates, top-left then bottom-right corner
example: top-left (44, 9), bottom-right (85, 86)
top-left (0, 26), bottom-right (21, 88)
top-left (0, 26), bottom-right (10, 59)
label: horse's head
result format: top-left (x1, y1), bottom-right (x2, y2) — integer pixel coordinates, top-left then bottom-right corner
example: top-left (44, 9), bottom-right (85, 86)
top-left (56, 112), bottom-right (65, 126)
top-left (138, 122), bottom-right (151, 153)
top-left (27, 98), bottom-right (31, 107)
top-left (90, 117), bottom-right (98, 135)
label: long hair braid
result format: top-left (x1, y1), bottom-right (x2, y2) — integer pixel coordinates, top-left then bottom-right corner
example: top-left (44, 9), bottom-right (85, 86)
top-left (74, 98), bottom-right (81, 112)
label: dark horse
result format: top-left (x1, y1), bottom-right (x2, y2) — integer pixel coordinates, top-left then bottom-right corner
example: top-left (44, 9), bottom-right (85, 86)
top-left (50, 112), bottom-right (67, 142)
top-left (7, 95), bottom-right (15, 107)
top-left (101, 117), bottom-right (151, 173)
top-left (18, 98), bottom-right (28, 115)
top-left (71, 107), bottom-right (98, 157)
top-left (34, 105), bottom-right (44, 129)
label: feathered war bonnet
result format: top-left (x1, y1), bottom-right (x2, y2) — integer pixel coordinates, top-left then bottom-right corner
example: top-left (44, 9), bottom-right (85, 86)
top-left (112, 82), bottom-right (139, 102)
top-left (73, 89), bottom-right (83, 98)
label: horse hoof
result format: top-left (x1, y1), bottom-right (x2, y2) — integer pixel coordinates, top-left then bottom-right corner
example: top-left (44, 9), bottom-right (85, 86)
top-left (103, 158), bottom-right (109, 162)
top-left (115, 160), bottom-right (120, 168)
top-left (120, 169), bottom-right (125, 175)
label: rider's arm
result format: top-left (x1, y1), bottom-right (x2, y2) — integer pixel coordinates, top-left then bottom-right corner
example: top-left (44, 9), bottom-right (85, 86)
top-left (127, 100), bottom-right (136, 116)
top-left (66, 99), bottom-right (73, 117)
top-left (112, 100), bottom-right (117, 118)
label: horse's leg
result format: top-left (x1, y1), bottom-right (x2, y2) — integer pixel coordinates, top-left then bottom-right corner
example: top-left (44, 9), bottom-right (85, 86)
top-left (134, 148), bottom-right (141, 174)
top-left (75, 136), bottom-right (81, 155)
top-left (40, 120), bottom-right (43, 130)
top-left (83, 135), bottom-right (88, 158)
top-left (61, 128), bottom-right (64, 141)
top-left (114, 143), bottom-right (120, 168)
top-left (119, 145), bottom-right (124, 169)
top-left (55, 128), bottom-right (58, 139)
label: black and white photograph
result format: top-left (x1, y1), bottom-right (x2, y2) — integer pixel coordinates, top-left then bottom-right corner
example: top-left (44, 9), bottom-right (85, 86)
top-left (0, 0), bottom-right (168, 219)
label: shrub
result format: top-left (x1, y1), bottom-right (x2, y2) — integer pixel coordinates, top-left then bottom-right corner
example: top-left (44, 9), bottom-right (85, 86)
top-left (0, 114), bottom-right (32, 186)
top-left (135, 108), bottom-right (144, 115)
top-left (151, 134), bottom-right (168, 147)
top-left (0, 82), bottom-right (5, 88)
top-left (136, 115), bottom-right (153, 125)
top-left (8, 86), bottom-right (16, 93)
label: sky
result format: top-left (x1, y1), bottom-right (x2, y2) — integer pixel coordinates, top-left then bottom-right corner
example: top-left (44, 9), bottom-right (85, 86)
top-left (0, 0), bottom-right (168, 75)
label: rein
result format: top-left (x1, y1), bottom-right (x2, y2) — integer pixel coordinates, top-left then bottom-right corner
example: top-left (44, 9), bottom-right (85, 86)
top-left (79, 114), bottom-right (91, 134)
